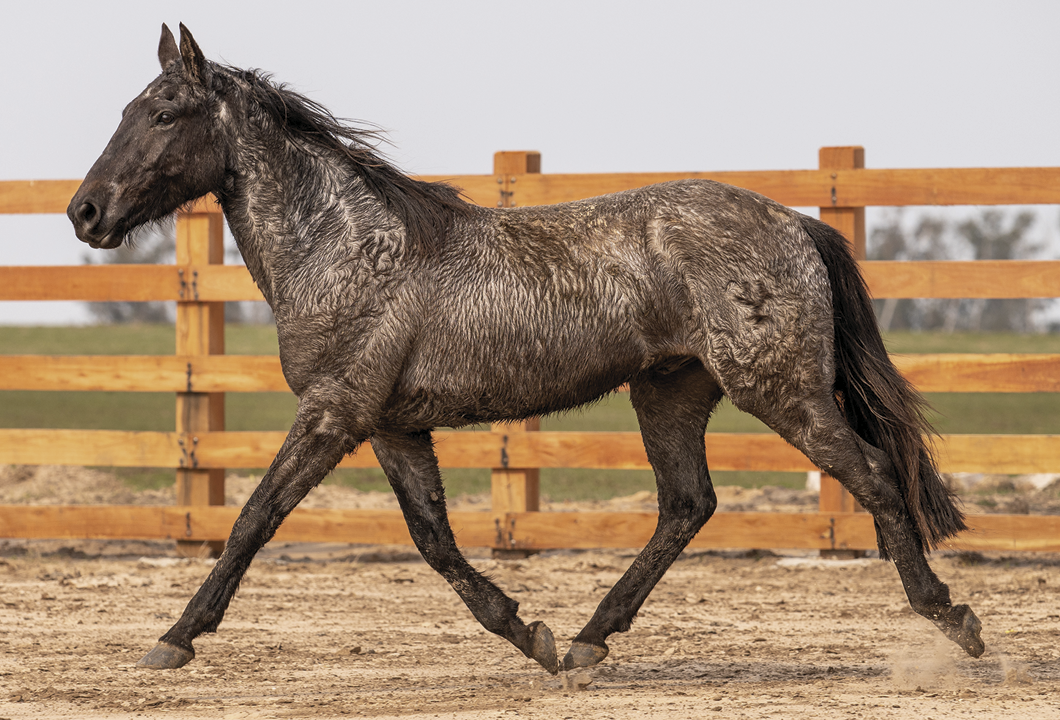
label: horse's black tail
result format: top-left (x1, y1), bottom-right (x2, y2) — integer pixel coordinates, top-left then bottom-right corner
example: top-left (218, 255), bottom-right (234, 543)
top-left (800, 214), bottom-right (966, 558)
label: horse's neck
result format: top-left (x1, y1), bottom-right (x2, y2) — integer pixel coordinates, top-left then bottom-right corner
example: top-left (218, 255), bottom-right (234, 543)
top-left (221, 140), bottom-right (391, 311)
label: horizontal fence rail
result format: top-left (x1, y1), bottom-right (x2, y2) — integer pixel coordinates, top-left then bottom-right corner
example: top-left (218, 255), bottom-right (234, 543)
top-left (7, 167), bottom-right (1060, 214)
top-left (1, 429), bottom-right (1059, 474)
top-left (3, 353), bottom-right (1060, 393)
top-left (4, 260), bottom-right (1060, 302)
top-left (1, 505), bottom-right (1058, 553)
top-left (3, 149), bottom-right (1060, 555)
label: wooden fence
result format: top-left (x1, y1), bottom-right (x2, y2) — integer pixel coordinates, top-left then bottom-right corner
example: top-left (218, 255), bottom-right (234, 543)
top-left (3, 147), bottom-right (1060, 555)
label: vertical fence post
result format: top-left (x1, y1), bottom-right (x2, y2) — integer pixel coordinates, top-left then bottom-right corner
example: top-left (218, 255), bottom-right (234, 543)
top-left (490, 151), bottom-right (542, 558)
top-left (174, 202), bottom-right (226, 558)
top-left (818, 147), bottom-right (866, 555)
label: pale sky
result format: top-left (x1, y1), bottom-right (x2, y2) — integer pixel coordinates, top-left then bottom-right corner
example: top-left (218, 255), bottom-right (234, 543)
top-left (3, 0), bottom-right (1059, 323)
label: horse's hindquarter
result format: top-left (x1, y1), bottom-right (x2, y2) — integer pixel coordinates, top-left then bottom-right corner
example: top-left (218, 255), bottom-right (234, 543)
top-left (647, 182), bottom-right (836, 402)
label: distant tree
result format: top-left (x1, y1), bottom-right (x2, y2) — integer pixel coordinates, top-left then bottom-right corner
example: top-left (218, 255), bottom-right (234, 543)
top-left (956, 210), bottom-right (1042, 333)
top-left (868, 211), bottom-right (952, 331)
top-left (867, 209), bottom-right (1046, 333)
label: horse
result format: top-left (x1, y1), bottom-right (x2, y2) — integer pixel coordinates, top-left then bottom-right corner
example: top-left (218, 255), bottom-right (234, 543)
top-left (68, 23), bottom-right (985, 675)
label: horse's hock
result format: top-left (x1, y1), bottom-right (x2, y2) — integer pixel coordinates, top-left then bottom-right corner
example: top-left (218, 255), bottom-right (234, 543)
top-left (3, 151), bottom-right (1060, 554)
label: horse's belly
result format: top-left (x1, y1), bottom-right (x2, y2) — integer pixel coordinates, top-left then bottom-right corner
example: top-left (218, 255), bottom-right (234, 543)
top-left (386, 328), bottom-right (643, 428)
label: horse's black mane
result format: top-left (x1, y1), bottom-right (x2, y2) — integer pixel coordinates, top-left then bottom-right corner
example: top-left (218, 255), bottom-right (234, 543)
top-left (218, 65), bottom-right (474, 255)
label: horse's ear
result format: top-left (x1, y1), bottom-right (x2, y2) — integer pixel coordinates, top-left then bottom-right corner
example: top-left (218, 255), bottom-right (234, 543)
top-left (158, 23), bottom-right (180, 70)
top-left (178, 23), bottom-right (209, 84)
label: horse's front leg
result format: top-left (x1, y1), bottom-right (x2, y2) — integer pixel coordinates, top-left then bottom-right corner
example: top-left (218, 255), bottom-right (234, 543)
top-left (371, 430), bottom-right (560, 674)
top-left (137, 405), bottom-right (354, 669)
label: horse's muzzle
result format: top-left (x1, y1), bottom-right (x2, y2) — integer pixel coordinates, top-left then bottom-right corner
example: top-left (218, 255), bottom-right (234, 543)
top-left (68, 192), bottom-right (124, 249)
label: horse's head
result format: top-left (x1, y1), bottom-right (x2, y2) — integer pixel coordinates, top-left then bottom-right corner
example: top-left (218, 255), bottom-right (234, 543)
top-left (69, 23), bottom-right (228, 249)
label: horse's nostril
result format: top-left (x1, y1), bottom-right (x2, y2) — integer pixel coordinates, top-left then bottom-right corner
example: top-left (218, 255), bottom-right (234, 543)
top-left (78, 202), bottom-right (97, 223)
top-left (75, 201), bottom-right (101, 231)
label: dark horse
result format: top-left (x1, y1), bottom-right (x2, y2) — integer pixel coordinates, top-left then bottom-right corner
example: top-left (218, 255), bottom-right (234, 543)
top-left (69, 24), bottom-right (984, 674)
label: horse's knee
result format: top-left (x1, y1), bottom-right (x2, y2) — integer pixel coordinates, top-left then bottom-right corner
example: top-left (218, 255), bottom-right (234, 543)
top-left (659, 480), bottom-right (716, 536)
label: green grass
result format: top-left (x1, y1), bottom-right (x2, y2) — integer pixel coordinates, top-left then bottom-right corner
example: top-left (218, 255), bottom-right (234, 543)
top-left (2, 326), bottom-right (1059, 500)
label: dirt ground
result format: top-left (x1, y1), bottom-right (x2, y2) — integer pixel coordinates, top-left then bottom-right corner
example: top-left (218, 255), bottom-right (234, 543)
top-left (1, 467), bottom-right (1059, 719)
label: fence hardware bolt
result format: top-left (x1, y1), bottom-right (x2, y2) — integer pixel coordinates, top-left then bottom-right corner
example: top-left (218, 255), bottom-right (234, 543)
top-left (500, 435), bottom-right (510, 469)
top-left (185, 362), bottom-right (193, 393)
top-left (178, 268), bottom-right (187, 299)
top-left (185, 511), bottom-right (193, 537)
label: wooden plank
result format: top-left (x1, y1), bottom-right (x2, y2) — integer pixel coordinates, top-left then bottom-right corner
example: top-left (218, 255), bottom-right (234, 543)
top-left (830, 167), bottom-right (1060, 207)
top-left (0, 180), bottom-right (82, 214)
top-left (503, 511), bottom-right (836, 550)
top-left (174, 210), bottom-right (228, 556)
top-left (178, 265), bottom-right (263, 301)
top-left (0, 265), bottom-right (183, 301)
top-left (504, 511), bottom-right (1060, 552)
top-left (0, 429), bottom-right (182, 467)
top-left (0, 355), bottom-right (287, 392)
top-left (935, 435), bottom-right (1060, 474)
top-left (3, 429), bottom-right (1060, 475)
top-left (0, 265), bottom-right (263, 302)
top-left (416, 174), bottom-right (504, 208)
top-left (492, 167), bottom-right (1060, 208)
top-left (5, 261), bottom-right (1059, 304)
top-left (0, 177), bottom-right (498, 216)
top-left (508, 170), bottom-right (833, 207)
top-left (2, 353), bottom-right (1056, 394)
top-left (863, 260), bottom-right (1060, 299)
top-left (1, 505), bottom-right (1056, 553)
top-left (894, 354), bottom-right (1060, 393)
top-left (6, 168), bottom-right (1060, 218)
top-left (828, 513), bottom-right (1060, 553)
top-left (819, 148), bottom-right (866, 515)
top-left (0, 504), bottom-right (497, 546)
top-left (4, 262), bottom-right (1060, 306)
top-left (945, 514), bottom-right (1060, 553)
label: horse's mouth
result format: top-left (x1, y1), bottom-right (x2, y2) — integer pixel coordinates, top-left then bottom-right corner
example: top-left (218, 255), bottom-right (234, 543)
top-left (86, 233), bottom-right (125, 250)
top-left (78, 221), bottom-right (128, 250)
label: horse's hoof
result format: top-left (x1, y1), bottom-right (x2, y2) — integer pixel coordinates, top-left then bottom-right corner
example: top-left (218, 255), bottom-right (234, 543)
top-left (934, 604), bottom-right (984, 658)
top-left (136, 642), bottom-right (195, 669)
top-left (952, 605), bottom-right (985, 658)
top-left (526, 621), bottom-right (560, 675)
top-left (562, 641), bottom-right (609, 671)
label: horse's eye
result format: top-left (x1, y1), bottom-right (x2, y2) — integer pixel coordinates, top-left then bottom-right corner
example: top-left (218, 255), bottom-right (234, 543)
top-left (158, 111), bottom-right (176, 125)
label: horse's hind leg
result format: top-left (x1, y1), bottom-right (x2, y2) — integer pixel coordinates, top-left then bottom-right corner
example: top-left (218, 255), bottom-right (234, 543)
top-left (739, 392), bottom-right (984, 658)
top-left (370, 430), bottom-right (560, 674)
top-left (563, 361), bottom-right (722, 670)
